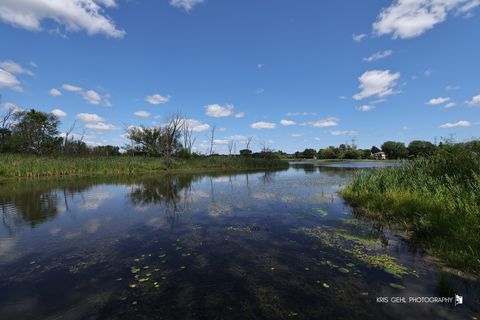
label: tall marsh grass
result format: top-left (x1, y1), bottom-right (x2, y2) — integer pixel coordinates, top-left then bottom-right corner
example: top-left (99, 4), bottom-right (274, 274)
top-left (0, 154), bottom-right (288, 178)
top-left (341, 143), bottom-right (480, 275)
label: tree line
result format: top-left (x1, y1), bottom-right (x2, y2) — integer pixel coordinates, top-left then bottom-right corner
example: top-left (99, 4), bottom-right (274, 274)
top-left (292, 139), bottom-right (480, 160)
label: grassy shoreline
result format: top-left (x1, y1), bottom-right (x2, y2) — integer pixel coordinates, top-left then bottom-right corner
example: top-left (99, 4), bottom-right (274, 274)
top-left (340, 144), bottom-right (480, 276)
top-left (0, 154), bottom-right (289, 179)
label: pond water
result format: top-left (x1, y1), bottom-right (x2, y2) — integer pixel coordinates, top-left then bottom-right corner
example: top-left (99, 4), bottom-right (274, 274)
top-left (0, 165), bottom-right (478, 319)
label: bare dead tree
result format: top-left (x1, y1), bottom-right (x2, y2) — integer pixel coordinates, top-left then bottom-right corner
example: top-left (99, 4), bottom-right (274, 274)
top-left (63, 120), bottom-right (77, 150)
top-left (182, 119), bottom-right (196, 154)
top-left (163, 111), bottom-right (183, 160)
top-left (227, 140), bottom-right (234, 156)
top-left (246, 136), bottom-right (253, 150)
top-left (0, 101), bottom-right (14, 153)
top-left (207, 125), bottom-right (216, 155)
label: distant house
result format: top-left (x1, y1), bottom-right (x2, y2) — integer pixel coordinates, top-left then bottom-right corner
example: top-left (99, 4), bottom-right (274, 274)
top-left (371, 151), bottom-right (386, 160)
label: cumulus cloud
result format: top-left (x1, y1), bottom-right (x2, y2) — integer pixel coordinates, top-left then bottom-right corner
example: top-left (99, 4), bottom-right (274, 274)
top-left (82, 89), bottom-right (102, 105)
top-left (51, 108), bottom-right (67, 117)
top-left (439, 120), bottom-right (471, 128)
top-left (352, 33), bottom-right (366, 42)
top-left (169, 0), bottom-right (204, 11)
top-left (427, 97), bottom-right (450, 105)
top-left (465, 94), bottom-right (480, 107)
top-left (0, 69), bottom-right (22, 91)
top-left (353, 70), bottom-right (400, 100)
top-left (62, 83), bottom-right (83, 92)
top-left (363, 50), bottom-right (393, 62)
top-left (280, 119), bottom-right (296, 126)
top-left (205, 104), bottom-right (235, 118)
top-left (250, 121), bottom-right (276, 129)
top-left (330, 130), bottom-right (358, 136)
top-left (373, 0), bottom-right (480, 39)
top-left (183, 119), bottom-right (210, 132)
top-left (145, 94), bottom-right (170, 105)
top-left (234, 112), bottom-right (245, 118)
top-left (76, 113), bottom-right (104, 122)
top-left (306, 118), bottom-right (339, 128)
top-left (0, 0), bottom-right (125, 38)
top-left (443, 102), bottom-right (457, 109)
top-left (85, 122), bottom-right (117, 131)
top-left (49, 88), bottom-right (62, 96)
top-left (134, 110), bottom-right (150, 118)
top-left (356, 105), bottom-right (376, 112)
top-left (0, 60), bottom-right (34, 76)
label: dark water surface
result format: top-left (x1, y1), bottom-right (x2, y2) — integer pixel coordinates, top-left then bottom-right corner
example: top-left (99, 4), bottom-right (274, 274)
top-left (0, 164), bottom-right (478, 319)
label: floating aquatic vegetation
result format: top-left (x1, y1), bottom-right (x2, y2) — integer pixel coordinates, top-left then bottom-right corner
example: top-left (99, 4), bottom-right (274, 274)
top-left (322, 283), bottom-right (330, 288)
top-left (131, 267), bottom-right (140, 274)
top-left (296, 226), bottom-right (412, 278)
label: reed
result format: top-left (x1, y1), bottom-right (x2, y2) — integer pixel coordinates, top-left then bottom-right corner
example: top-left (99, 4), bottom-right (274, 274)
top-left (0, 154), bottom-right (288, 178)
top-left (341, 143), bottom-right (480, 275)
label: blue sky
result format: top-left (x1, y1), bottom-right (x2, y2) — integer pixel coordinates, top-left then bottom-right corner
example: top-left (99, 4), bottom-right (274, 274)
top-left (0, 0), bottom-right (479, 153)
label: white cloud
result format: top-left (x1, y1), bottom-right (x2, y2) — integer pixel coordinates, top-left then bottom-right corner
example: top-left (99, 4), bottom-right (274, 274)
top-left (145, 94), bottom-right (170, 105)
top-left (373, 0), bottom-right (479, 39)
top-left (2, 102), bottom-right (23, 113)
top-left (257, 63), bottom-right (264, 69)
top-left (169, 0), bottom-right (204, 11)
top-left (134, 110), bottom-right (150, 118)
top-left (76, 113), bottom-right (104, 123)
top-left (426, 97), bottom-right (450, 105)
top-left (205, 103), bottom-right (235, 118)
top-left (280, 119), bottom-right (296, 126)
top-left (363, 50), bottom-right (393, 62)
top-left (0, 60), bottom-right (33, 76)
top-left (306, 118), bottom-right (339, 128)
top-left (291, 133), bottom-right (303, 137)
top-left (62, 83), bottom-right (83, 92)
top-left (439, 120), bottom-right (471, 128)
top-left (51, 108), bottom-right (67, 117)
top-left (250, 121), bottom-right (276, 129)
top-left (353, 70), bottom-right (400, 100)
top-left (83, 89), bottom-right (102, 105)
top-left (444, 102), bottom-right (457, 109)
top-left (0, 0), bottom-right (124, 38)
top-left (49, 88), bottom-right (62, 96)
top-left (85, 122), bottom-right (117, 131)
top-left (330, 130), bottom-right (358, 136)
top-left (352, 33), bottom-right (366, 42)
top-left (465, 94), bottom-right (480, 107)
top-left (256, 88), bottom-right (265, 94)
top-left (234, 112), bottom-right (245, 118)
top-left (183, 119), bottom-right (210, 132)
top-left (0, 69), bottom-right (22, 91)
top-left (356, 105), bottom-right (376, 112)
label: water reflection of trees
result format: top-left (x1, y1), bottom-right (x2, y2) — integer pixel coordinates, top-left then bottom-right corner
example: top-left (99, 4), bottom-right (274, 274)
top-left (0, 177), bottom-right (143, 234)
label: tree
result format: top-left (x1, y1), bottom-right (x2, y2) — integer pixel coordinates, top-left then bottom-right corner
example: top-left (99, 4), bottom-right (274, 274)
top-left (11, 109), bottom-right (62, 155)
top-left (381, 141), bottom-right (408, 159)
top-left (162, 112), bottom-right (183, 160)
top-left (371, 146), bottom-right (381, 154)
top-left (302, 148), bottom-right (317, 159)
top-left (207, 125), bottom-right (216, 155)
top-left (0, 106), bottom-right (14, 153)
top-left (408, 140), bottom-right (436, 157)
top-left (318, 147), bottom-right (339, 159)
